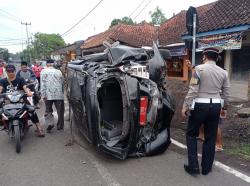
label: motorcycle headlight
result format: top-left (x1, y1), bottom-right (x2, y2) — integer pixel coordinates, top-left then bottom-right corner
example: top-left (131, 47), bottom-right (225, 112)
top-left (9, 95), bottom-right (22, 103)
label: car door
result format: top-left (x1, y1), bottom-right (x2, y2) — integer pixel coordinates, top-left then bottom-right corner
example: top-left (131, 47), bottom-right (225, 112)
top-left (69, 68), bottom-right (91, 142)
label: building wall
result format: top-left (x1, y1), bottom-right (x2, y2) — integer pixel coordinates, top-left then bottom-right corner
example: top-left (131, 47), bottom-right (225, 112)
top-left (224, 50), bottom-right (232, 79)
top-left (229, 32), bottom-right (250, 101)
top-left (231, 46), bottom-right (250, 81)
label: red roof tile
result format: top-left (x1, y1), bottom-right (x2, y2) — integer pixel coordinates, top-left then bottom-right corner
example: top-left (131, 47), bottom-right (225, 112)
top-left (81, 25), bottom-right (119, 49)
top-left (81, 23), bottom-right (156, 49)
top-left (82, 0), bottom-right (250, 49)
top-left (199, 0), bottom-right (250, 32)
top-left (159, 2), bottom-right (215, 46)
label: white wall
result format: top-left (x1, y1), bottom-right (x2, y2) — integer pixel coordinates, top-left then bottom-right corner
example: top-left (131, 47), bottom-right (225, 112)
top-left (224, 50), bottom-right (232, 79)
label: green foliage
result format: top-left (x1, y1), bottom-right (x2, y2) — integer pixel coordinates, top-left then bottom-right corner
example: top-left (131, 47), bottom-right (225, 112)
top-left (0, 48), bottom-right (9, 61)
top-left (32, 33), bottom-right (66, 59)
top-left (20, 33), bottom-right (66, 62)
top-left (149, 6), bottom-right (167, 25)
top-left (227, 143), bottom-right (250, 160)
top-left (110, 16), bottom-right (135, 28)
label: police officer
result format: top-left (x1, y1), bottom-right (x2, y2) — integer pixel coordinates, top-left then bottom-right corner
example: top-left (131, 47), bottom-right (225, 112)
top-left (181, 47), bottom-right (230, 175)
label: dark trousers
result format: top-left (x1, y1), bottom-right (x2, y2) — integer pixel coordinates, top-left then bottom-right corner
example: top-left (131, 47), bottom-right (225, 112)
top-left (37, 77), bottom-right (40, 89)
top-left (186, 102), bottom-right (221, 172)
top-left (30, 112), bottom-right (39, 123)
top-left (45, 100), bottom-right (64, 129)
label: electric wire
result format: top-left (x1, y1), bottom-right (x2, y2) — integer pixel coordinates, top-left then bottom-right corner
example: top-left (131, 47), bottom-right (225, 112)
top-left (61, 0), bottom-right (104, 37)
top-left (0, 42), bottom-right (26, 46)
top-left (129, 0), bottom-right (146, 18)
top-left (0, 38), bottom-right (26, 41)
top-left (0, 9), bottom-right (22, 23)
top-left (133, 0), bottom-right (152, 20)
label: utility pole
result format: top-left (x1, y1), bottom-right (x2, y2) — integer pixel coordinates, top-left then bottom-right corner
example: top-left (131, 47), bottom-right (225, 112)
top-left (21, 22), bottom-right (32, 63)
top-left (191, 14), bottom-right (197, 67)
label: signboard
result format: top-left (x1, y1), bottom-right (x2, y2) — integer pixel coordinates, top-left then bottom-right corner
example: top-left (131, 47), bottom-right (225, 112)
top-left (198, 32), bottom-right (243, 50)
top-left (168, 46), bottom-right (187, 56)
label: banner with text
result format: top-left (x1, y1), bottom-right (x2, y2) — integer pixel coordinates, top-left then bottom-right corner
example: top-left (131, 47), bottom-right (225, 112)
top-left (198, 32), bottom-right (243, 50)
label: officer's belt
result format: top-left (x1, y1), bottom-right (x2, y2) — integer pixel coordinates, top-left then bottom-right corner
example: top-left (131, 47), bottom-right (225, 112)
top-left (194, 98), bottom-right (221, 104)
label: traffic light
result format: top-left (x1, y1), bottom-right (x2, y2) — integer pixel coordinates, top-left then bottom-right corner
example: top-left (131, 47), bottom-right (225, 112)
top-left (186, 6), bottom-right (199, 35)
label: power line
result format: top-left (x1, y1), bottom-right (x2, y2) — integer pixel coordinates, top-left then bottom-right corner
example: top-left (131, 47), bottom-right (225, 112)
top-left (0, 9), bottom-right (22, 21)
top-left (0, 42), bottom-right (26, 46)
top-left (0, 38), bottom-right (26, 41)
top-left (61, 0), bottom-right (104, 37)
top-left (0, 12), bottom-right (20, 23)
top-left (129, 0), bottom-right (146, 18)
top-left (0, 36), bottom-right (26, 40)
top-left (0, 9), bottom-right (22, 23)
top-left (133, 0), bottom-right (152, 20)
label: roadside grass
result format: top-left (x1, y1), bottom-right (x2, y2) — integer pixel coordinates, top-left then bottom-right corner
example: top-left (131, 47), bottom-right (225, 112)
top-left (226, 143), bottom-right (250, 160)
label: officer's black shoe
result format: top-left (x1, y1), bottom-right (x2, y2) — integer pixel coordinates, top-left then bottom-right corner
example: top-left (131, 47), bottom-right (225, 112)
top-left (201, 169), bottom-right (211, 175)
top-left (184, 165), bottom-right (200, 175)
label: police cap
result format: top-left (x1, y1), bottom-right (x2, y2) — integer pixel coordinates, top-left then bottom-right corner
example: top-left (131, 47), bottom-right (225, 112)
top-left (202, 47), bottom-right (223, 55)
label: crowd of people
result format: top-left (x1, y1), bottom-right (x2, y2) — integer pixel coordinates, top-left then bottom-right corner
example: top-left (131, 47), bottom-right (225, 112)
top-left (0, 59), bottom-right (64, 137)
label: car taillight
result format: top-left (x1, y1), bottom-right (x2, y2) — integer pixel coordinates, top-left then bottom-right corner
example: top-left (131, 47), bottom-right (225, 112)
top-left (139, 96), bottom-right (148, 126)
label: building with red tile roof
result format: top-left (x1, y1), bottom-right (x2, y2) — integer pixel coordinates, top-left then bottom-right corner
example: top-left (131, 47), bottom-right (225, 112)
top-left (159, 2), bottom-right (215, 46)
top-left (81, 23), bottom-right (157, 54)
top-left (78, 0), bottom-right (250, 99)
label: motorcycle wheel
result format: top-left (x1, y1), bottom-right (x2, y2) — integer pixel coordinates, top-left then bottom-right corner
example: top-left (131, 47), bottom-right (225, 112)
top-left (14, 125), bottom-right (21, 153)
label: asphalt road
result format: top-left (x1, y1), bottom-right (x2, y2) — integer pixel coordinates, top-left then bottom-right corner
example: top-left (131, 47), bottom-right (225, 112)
top-left (0, 101), bottom-right (249, 186)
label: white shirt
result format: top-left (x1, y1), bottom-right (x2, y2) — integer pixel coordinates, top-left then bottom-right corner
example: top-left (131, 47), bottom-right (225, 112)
top-left (40, 67), bottom-right (64, 100)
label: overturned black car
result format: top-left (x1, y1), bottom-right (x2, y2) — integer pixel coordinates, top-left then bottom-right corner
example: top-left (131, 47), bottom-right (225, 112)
top-left (67, 42), bottom-right (175, 159)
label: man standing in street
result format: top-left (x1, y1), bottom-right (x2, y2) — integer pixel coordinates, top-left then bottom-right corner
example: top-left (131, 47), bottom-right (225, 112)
top-left (0, 59), bottom-right (7, 79)
top-left (17, 61), bottom-right (36, 82)
top-left (181, 47), bottom-right (230, 175)
top-left (32, 61), bottom-right (43, 87)
top-left (40, 59), bottom-right (64, 132)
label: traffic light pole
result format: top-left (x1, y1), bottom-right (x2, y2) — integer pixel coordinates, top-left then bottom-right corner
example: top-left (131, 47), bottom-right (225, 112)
top-left (192, 14), bottom-right (197, 67)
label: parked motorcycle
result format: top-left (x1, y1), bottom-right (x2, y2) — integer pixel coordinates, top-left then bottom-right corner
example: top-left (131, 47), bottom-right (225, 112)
top-left (0, 91), bottom-right (36, 153)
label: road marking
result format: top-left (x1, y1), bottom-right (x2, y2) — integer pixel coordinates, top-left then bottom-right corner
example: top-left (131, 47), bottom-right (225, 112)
top-left (61, 104), bottom-right (122, 186)
top-left (39, 111), bottom-right (122, 186)
top-left (92, 160), bottom-right (122, 186)
top-left (171, 138), bottom-right (250, 183)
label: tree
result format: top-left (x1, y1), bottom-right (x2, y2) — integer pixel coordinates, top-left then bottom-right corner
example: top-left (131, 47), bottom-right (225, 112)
top-left (20, 33), bottom-right (66, 61)
top-left (110, 16), bottom-right (135, 28)
top-left (0, 48), bottom-right (9, 61)
top-left (32, 33), bottom-right (66, 59)
top-left (20, 48), bottom-right (30, 62)
top-left (149, 6), bottom-right (167, 25)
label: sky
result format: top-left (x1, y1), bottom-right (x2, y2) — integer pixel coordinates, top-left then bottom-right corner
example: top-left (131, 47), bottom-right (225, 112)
top-left (0, 0), bottom-right (216, 53)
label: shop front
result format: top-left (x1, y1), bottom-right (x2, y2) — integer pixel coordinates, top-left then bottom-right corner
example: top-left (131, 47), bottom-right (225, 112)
top-left (182, 28), bottom-right (250, 100)
top-left (163, 44), bottom-right (189, 81)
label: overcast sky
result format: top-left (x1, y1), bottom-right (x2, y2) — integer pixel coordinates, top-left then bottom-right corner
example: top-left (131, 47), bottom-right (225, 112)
top-left (0, 0), bottom-right (216, 53)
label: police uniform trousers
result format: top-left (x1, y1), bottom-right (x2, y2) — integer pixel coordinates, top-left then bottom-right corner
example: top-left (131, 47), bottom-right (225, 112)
top-left (186, 101), bottom-right (221, 172)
